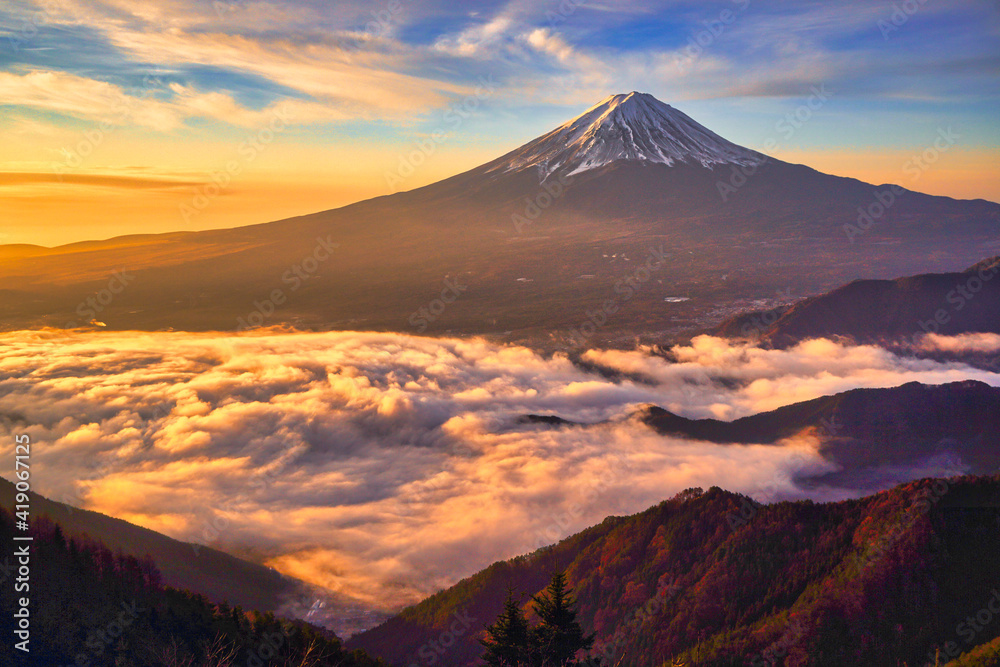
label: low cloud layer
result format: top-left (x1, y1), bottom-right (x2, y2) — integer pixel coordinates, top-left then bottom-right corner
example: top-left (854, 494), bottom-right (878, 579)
top-left (918, 332), bottom-right (1000, 354)
top-left (1, 330), bottom-right (997, 612)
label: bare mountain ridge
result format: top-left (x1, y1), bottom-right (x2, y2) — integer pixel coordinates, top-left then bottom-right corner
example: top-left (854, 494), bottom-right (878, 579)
top-left (523, 380), bottom-right (1000, 490)
top-left (715, 256), bottom-right (1000, 346)
top-left (638, 379), bottom-right (1000, 489)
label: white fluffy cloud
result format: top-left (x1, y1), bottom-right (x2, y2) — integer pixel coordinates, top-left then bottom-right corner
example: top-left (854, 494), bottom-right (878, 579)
top-left (1, 329), bottom-right (996, 613)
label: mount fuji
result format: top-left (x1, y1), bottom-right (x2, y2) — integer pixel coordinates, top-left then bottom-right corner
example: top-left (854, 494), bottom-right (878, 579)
top-left (486, 91), bottom-right (765, 179)
top-left (2, 92), bottom-right (998, 345)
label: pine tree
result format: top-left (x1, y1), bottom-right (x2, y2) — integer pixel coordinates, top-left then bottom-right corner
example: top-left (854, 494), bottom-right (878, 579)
top-left (531, 572), bottom-right (595, 666)
top-left (481, 587), bottom-right (532, 667)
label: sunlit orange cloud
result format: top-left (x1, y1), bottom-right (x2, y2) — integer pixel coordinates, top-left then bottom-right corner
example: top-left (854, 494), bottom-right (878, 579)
top-left (772, 147), bottom-right (1000, 204)
top-left (2, 329), bottom-right (997, 609)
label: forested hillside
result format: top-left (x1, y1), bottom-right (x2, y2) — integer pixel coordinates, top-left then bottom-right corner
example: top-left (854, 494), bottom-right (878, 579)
top-left (0, 510), bottom-right (384, 666)
top-left (351, 476), bottom-right (1000, 666)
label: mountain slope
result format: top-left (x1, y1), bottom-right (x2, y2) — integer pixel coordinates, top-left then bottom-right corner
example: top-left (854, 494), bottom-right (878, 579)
top-left (523, 380), bottom-right (1000, 490)
top-left (637, 380), bottom-right (1000, 488)
top-left (1, 93), bottom-right (997, 343)
top-left (0, 477), bottom-right (386, 637)
top-left (349, 476), bottom-right (1000, 666)
top-left (716, 257), bottom-right (1000, 346)
top-left (0, 506), bottom-right (385, 666)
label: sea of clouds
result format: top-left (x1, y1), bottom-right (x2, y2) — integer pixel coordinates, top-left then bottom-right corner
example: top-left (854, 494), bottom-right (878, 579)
top-left (1, 329), bottom-right (998, 611)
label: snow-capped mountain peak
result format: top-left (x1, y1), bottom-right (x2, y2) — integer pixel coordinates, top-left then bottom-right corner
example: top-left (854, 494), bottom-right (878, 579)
top-left (492, 92), bottom-right (765, 180)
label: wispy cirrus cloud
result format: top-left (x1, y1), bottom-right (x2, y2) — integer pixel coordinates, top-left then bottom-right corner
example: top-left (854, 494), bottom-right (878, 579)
top-left (0, 70), bottom-right (342, 130)
top-left (1, 0), bottom-right (482, 124)
top-left (4, 0), bottom-right (998, 124)
top-left (0, 171), bottom-right (199, 189)
top-left (7, 0), bottom-right (995, 127)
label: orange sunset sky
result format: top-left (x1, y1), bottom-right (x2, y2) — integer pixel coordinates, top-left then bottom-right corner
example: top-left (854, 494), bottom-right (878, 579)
top-left (1, 0), bottom-right (997, 247)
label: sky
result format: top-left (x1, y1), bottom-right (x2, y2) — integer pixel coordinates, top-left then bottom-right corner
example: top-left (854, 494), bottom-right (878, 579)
top-left (0, 0), bottom-right (998, 246)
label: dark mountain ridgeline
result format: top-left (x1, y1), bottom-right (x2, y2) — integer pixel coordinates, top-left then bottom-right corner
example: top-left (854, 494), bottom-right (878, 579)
top-left (0, 509), bottom-right (384, 666)
top-left (0, 477), bottom-right (386, 639)
top-left (350, 476), bottom-right (1000, 666)
top-left (638, 380), bottom-right (1000, 488)
top-left (524, 381), bottom-right (1000, 491)
top-left (716, 257), bottom-right (1000, 347)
